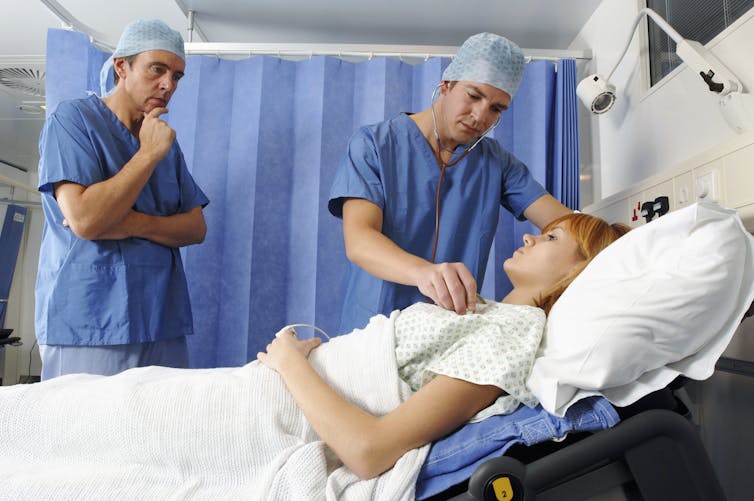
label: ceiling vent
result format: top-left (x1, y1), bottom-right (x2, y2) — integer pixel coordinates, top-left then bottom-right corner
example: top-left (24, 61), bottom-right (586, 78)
top-left (0, 67), bottom-right (45, 97)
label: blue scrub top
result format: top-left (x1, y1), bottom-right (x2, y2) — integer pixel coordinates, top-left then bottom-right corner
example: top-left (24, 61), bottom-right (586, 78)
top-left (35, 95), bottom-right (209, 346)
top-left (328, 113), bottom-right (546, 334)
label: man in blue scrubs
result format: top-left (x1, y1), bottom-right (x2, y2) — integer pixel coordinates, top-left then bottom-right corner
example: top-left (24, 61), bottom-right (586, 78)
top-left (329, 33), bottom-right (571, 334)
top-left (35, 19), bottom-right (209, 379)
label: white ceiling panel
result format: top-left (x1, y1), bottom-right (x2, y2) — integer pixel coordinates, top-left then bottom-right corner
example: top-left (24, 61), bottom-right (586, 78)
top-left (176, 0), bottom-right (602, 48)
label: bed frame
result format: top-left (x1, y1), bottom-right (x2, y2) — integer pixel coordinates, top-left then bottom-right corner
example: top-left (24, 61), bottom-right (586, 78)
top-left (428, 382), bottom-right (726, 501)
top-left (450, 408), bottom-right (725, 500)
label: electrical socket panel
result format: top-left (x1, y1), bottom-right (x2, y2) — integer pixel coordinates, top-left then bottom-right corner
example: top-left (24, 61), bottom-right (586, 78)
top-left (627, 193), bottom-right (644, 227)
top-left (673, 171), bottom-right (695, 210)
top-left (695, 168), bottom-right (721, 202)
top-left (585, 132), bottom-right (754, 232)
top-left (636, 179), bottom-right (673, 224)
top-left (644, 180), bottom-right (673, 210)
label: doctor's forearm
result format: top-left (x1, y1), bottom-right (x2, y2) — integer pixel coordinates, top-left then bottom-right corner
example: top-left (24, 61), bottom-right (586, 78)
top-left (56, 150), bottom-right (161, 239)
top-left (129, 207), bottom-right (206, 247)
top-left (92, 207), bottom-right (206, 247)
top-left (345, 229), bottom-right (430, 287)
top-left (523, 194), bottom-right (573, 230)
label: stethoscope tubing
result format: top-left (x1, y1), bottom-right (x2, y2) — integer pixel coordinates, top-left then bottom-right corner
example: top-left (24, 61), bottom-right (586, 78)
top-left (428, 83), bottom-right (499, 263)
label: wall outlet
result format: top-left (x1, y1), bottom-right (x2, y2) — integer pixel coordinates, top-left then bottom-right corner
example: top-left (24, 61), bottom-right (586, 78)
top-left (696, 170), bottom-right (719, 201)
top-left (674, 171), bottom-right (694, 210)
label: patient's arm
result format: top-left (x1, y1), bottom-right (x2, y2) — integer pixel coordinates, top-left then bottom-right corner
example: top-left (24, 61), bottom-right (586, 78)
top-left (258, 330), bottom-right (502, 480)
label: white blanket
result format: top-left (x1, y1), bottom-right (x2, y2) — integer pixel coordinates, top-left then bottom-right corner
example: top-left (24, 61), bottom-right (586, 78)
top-left (0, 312), bottom-right (428, 501)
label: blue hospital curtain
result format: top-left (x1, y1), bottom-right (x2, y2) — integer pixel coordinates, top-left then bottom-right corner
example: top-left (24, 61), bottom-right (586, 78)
top-left (45, 29), bottom-right (579, 368)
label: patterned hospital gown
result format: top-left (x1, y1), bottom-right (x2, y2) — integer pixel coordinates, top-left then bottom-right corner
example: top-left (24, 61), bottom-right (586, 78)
top-left (394, 301), bottom-right (545, 421)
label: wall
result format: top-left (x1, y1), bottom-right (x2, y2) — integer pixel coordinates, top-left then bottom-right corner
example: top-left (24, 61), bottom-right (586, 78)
top-left (0, 163), bottom-right (41, 385)
top-left (572, 0), bottom-right (754, 202)
top-left (582, 130), bottom-right (754, 231)
top-left (573, 2), bottom-right (754, 498)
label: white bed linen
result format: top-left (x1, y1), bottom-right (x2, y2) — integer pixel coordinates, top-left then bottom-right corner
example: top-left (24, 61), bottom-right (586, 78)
top-left (0, 311), bottom-right (428, 501)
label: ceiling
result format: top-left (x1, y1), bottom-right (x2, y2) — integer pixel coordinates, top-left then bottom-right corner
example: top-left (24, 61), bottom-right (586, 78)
top-left (0, 0), bottom-right (602, 183)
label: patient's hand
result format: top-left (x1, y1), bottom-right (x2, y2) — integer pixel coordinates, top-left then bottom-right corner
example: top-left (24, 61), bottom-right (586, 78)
top-left (257, 328), bottom-right (322, 373)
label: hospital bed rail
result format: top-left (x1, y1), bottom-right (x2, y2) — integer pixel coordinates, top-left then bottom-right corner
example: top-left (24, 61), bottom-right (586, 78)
top-left (421, 374), bottom-right (725, 501)
top-left (449, 408), bottom-right (725, 500)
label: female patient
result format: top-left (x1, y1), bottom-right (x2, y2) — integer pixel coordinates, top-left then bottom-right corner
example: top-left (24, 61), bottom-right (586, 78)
top-left (258, 212), bottom-right (629, 479)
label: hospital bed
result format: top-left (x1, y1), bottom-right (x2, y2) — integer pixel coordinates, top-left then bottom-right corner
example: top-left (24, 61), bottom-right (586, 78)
top-left (430, 380), bottom-right (727, 500)
top-left (1, 202), bottom-right (748, 500)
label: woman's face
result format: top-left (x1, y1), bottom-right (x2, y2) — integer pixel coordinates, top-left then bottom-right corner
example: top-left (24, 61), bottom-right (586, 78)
top-left (503, 223), bottom-right (584, 290)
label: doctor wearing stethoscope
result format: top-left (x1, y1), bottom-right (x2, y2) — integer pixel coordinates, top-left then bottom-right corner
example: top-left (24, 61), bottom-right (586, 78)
top-left (328, 32), bottom-right (572, 335)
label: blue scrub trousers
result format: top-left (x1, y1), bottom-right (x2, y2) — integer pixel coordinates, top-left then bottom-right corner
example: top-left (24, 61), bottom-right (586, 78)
top-left (39, 337), bottom-right (189, 380)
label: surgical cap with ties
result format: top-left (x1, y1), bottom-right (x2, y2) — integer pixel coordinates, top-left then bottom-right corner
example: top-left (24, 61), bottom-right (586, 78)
top-left (99, 19), bottom-right (186, 97)
top-left (442, 32), bottom-right (526, 98)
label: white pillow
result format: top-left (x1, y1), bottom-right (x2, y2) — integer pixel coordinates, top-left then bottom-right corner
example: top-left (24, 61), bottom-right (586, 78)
top-left (527, 200), bottom-right (754, 417)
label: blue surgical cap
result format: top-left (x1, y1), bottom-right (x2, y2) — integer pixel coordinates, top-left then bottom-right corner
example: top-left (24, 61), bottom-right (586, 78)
top-left (99, 19), bottom-right (186, 96)
top-left (442, 33), bottom-right (526, 98)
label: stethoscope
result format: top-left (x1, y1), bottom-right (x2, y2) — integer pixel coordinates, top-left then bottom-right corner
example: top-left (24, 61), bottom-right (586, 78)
top-left (428, 83), bottom-right (501, 263)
